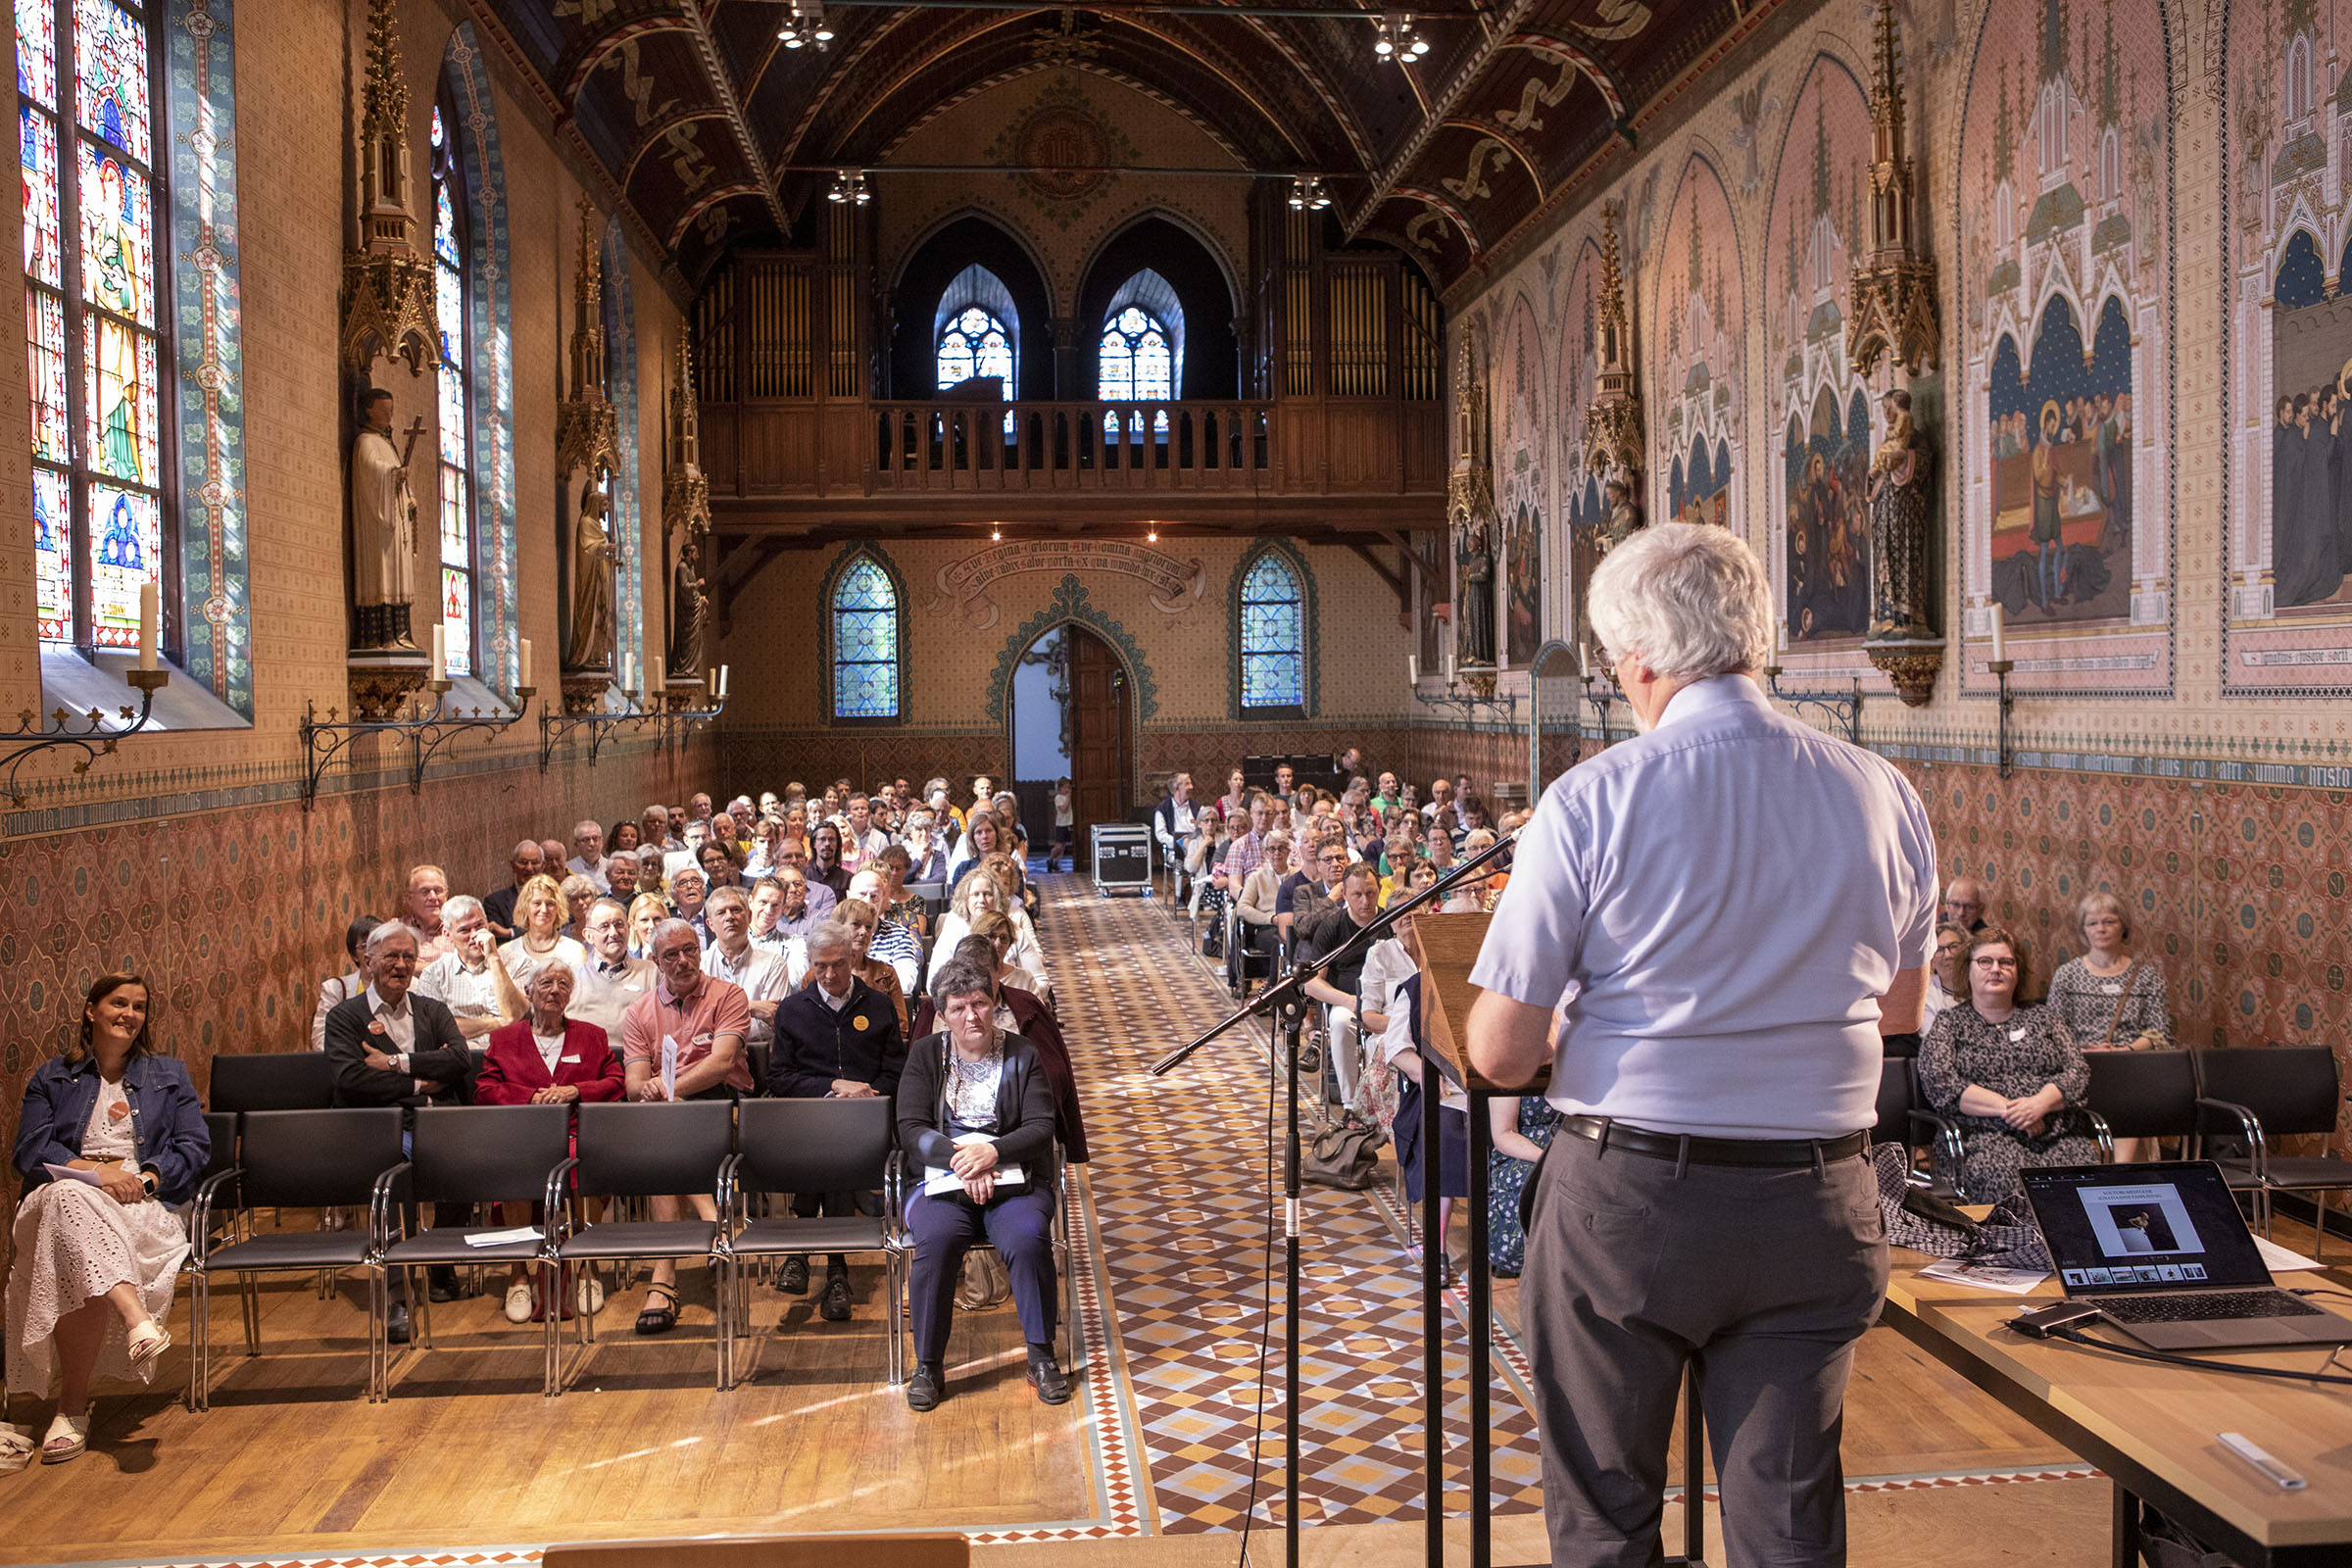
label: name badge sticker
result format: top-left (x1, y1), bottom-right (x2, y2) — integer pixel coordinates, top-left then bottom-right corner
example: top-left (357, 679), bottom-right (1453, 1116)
top-left (2008, 1028), bottom-right (2027, 1042)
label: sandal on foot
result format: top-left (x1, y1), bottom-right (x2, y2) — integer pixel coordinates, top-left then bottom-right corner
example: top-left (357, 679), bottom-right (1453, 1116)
top-left (40, 1411), bottom-right (89, 1464)
top-left (124, 1319), bottom-right (171, 1367)
top-left (634, 1283), bottom-right (679, 1337)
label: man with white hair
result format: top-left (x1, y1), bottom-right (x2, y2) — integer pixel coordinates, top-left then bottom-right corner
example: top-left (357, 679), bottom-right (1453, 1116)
top-left (665, 817), bottom-right (711, 878)
top-left (702, 886), bottom-right (789, 1046)
top-left (416, 894), bottom-right (527, 1040)
top-left (482, 839), bottom-right (545, 939)
top-left (1465, 522), bottom-right (1936, 1568)
top-left (566, 819), bottom-right (611, 892)
top-left (847, 870), bottom-right (921, 991)
top-left (568, 895), bottom-right (655, 1036)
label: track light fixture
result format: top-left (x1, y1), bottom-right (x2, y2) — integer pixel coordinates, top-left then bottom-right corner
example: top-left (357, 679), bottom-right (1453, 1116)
top-left (1374, 11), bottom-right (1428, 60)
top-left (1287, 175), bottom-right (1332, 212)
top-left (826, 169), bottom-right (870, 205)
top-left (778, 0), bottom-right (833, 49)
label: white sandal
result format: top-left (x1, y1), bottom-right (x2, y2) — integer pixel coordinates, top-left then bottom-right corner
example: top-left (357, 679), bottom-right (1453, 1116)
top-left (0, 1423), bottom-right (35, 1475)
top-left (124, 1319), bottom-right (171, 1367)
top-left (40, 1410), bottom-right (89, 1464)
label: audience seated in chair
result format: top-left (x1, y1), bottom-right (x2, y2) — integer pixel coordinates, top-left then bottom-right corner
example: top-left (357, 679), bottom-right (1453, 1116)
top-left (499, 874), bottom-right (586, 992)
top-left (701, 887), bottom-right (791, 1048)
top-left (483, 839), bottom-right (546, 940)
top-left (6, 973), bottom-right (206, 1467)
top-left (834, 897), bottom-right (913, 1035)
top-left (897, 958), bottom-right (1068, 1414)
top-left (1917, 926), bottom-right (2096, 1202)
top-left (569, 896), bottom-right (657, 1038)
top-left (311, 912), bottom-right (382, 1053)
top-left (403, 863), bottom-right (459, 964)
top-left (416, 895), bottom-right (527, 1041)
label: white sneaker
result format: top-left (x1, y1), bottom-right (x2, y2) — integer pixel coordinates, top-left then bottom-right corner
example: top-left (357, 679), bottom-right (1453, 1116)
top-left (504, 1282), bottom-right (535, 1323)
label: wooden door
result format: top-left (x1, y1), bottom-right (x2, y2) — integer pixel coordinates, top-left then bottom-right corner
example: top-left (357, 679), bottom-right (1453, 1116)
top-left (1065, 626), bottom-right (1129, 847)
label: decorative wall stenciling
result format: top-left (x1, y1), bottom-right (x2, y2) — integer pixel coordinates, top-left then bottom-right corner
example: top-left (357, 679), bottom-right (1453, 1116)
top-left (981, 74), bottom-right (1138, 232)
top-left (1957, 0), bottom-right (2172, 694)
top-left (167, 0), bottom-right (251, 715)
top-left (985, 574), bottom-right (1160, 724)
top-left (442, 23), bottom-right (519, 695)
top-left (1767, 56), bottom-right (1877, 648)
top-left (1497, 297), bottom-right (1547, 665)
top-left (1647, 157), bottom-right (1744, 532)
top-left (601, 218), bottom-right (644, 683)
top-left (2222, 0), bottom-right (2352, 693)
top-left (927, 539), bottom-right (1207, 628)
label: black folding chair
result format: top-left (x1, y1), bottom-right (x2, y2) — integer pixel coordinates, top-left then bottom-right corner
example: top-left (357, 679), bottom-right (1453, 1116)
top-left (2194, 1046), bottom-right (2351, 1256)
top-left (888, 1151), bottom-right (1085, 1376)
top-left (2082, 1050), bottom-right (2200, 1163)
top-left (550, 1100), bottom-right (734, 1392)
top-left (379, 1104), bottom-right (572, 1396)
top-left (208, 1052), bottom-right (333, 1112)
top-left (1871, 1056), bottom-right (1963, 1197)
top-left (187, 1106), bottom-right (404, 1408)
top-left (718, 1098), bottom-right (904, 1388)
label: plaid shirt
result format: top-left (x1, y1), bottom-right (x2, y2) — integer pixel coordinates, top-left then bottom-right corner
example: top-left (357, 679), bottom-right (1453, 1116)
top-left (1222, 829), bottom-right (1269, 884)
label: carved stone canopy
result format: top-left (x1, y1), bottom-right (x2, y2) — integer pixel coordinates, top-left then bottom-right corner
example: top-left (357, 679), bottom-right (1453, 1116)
top-left (340, 0), bottom-right (436, 373)
top-left (1846, 0), bottom-right (1939, 376)
top-left (341, 252), bottom-right (437, 374)
top-left (1585, 203), bottom-right (1644, 481)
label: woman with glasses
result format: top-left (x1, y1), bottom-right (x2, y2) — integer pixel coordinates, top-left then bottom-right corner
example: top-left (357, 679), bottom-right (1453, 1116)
top-left (1917, 926), bottom-right (2094, 1201)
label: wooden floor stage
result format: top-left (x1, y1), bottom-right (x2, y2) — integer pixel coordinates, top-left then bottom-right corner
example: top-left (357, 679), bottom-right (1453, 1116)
top-left (7, 873), bottom-right (2302, 1567)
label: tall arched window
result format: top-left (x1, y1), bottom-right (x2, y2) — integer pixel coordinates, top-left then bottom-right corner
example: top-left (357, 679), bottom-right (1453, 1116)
top-left (429, 96), bottom-right (475, 675)
top-left (831, 555), bottom-right (902, 720)
top-left (22, 0), bottom-right (169, 650)
top-left (936, 306), bottom-right (1012, 389)
top-left (1099, 306), bottom-right (1172, 402)
top-left (1238, 551), bottom-right (1306, 716)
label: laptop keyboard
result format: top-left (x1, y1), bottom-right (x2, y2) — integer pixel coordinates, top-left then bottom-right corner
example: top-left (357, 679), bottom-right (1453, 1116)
top-left (2093, 1290), bottom-right (2326, 1324)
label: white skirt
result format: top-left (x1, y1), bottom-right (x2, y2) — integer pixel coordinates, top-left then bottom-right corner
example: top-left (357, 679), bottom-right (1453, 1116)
top-left (6, 1180), bottom-right (190, 1397)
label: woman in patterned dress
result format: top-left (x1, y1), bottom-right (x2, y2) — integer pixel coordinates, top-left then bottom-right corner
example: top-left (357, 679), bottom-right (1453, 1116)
top-left (1486, 1094), bottom-right (1562, 1277)
top-left (2044, 892), bottom-right (2171, 1159)
top-left (1918, 928), bottom-right (2096, 1202)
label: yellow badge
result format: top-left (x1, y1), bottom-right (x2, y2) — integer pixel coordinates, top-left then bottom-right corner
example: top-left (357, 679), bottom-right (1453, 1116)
top-left (853, 1014), bottom-right (869, 1032)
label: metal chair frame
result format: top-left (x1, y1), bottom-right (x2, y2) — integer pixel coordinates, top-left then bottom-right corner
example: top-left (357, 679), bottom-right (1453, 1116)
top-left (888, 1151), bottom-right (1084, 1376)
top-left (2193, 1047), bottom-right (2351, 1257)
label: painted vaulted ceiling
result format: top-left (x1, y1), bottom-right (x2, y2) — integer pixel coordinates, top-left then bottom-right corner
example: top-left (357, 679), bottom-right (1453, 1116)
top-left (469, 0), bottom-right (1786, 294)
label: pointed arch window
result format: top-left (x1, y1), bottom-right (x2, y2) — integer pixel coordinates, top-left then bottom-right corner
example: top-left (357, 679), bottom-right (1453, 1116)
top-left (831, 555), bottom-right (902, 721)
top-left (429, 96), bottom-right (476, 675)
top-left (936, 305), bottom-right (1012, 389)
top-left (21, 0), bottom-right (170, 651)
top-left (1238, 551), bottom-right (1306, 716)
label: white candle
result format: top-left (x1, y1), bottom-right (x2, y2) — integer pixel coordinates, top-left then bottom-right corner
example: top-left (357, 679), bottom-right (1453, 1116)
top-left (136, 581), bottom-right (157, 671)
top-left (718, 664), bottom-right (729, 700)
top-left (431, 622), bottom-right (446, 681)
top-left (650, 654), bottom-right (664, 693)
top-left (621, 653), bottom-right (633, 693)
top-left (1989, 604), bottom-right (2006, 663)
top-left (519, 638), bottom-right (532, 690)
top-left (1578, 641), bottom-right (1590, 679)
top-left (1407, 655), bottom-right (1418, 685)
top-left (1445, 654), bottom-right (1456, 685)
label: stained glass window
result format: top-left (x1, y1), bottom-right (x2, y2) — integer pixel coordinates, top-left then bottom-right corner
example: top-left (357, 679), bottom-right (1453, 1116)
top-left (1100, 305), bottom-right (1172, 438)
top-left (18, 0), bottom-right (166, 648)
top-left (831, 557), bottom-right (901, 720)
top-left (937, 305), bottom-right (1012, 390)
top-left (430, 97), bottom-right (475, 675)
top-left (1239, 552), bottom-right (1305, 714)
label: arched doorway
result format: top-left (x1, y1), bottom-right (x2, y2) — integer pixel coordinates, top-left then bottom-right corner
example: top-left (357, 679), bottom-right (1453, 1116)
top-left (1007, 622), bottom-right (1133, 862)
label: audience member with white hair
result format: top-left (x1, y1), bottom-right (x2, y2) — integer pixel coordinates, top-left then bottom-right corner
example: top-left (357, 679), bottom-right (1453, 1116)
top-left (701, 887), bottom-right (790, 1047)
top-left (846, 871), bottom-right (922, 991)
top-left (415, 894), bottom-right (526, 1040)
top-left (567, 896), bottom-right (657, 1038)
top-left (565, 819), bottom-right (611, 892)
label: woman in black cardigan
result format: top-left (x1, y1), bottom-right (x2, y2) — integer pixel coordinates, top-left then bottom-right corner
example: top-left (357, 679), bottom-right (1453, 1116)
top-left (897, 957), bottom-right (1065, 1413)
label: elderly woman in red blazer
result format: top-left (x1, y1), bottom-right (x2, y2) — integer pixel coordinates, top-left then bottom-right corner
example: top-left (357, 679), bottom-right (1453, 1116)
top-left (476, 964), bottom-right (624, 1321)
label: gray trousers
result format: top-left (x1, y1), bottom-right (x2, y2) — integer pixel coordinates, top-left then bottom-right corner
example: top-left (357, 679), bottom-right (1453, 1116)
top-left (1520, 1128), bottom-right (1887, 1568)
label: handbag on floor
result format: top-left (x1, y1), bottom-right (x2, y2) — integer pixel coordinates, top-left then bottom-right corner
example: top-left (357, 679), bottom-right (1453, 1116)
top-left (956, 1249), bottom-right (1011, 1309)
top-left (1302, 1117), bottom-right (1385, 1190)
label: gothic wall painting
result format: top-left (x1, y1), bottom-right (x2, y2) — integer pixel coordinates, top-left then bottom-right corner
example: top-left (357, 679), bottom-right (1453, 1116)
top-left (1497, 296), bottom-right (1546, 666)
top-left (1957, 0), bottom-right (2172, 694)
top-left (1648, 157), bottom-right (1744, 533)
top-left (1767, 56), bottom-right (1877, 647)
top-left (1556, 237), bottom-right (1606, 643)
top-left (2225, 0), bottom-right (2352, 693)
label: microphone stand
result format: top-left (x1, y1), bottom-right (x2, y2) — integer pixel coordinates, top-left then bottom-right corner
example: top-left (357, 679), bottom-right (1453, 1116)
top-left (1150, 827), bottom-right (1520, 1566)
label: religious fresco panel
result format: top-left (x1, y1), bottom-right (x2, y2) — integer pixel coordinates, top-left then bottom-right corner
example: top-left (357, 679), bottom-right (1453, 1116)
top-left (1496, 295), bottom-right (1546, 666)
top-left (2224, 0), bottom-right (2352, 693)
top-left (1646, 157), bottom-right (1744, 534)
top-left (1957, 0), bottom-right (2172, 694)
top-left (1765, 55), bottom-right (1878, 650)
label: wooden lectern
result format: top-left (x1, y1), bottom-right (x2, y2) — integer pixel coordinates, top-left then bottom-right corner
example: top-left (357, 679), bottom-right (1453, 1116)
top-left (1403, 911), bottom-right (1710, 1568)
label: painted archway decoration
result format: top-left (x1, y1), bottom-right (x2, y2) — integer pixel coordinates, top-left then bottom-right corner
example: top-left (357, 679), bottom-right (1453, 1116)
top-left (986, 575), bottom-right (1159, 725)
top-left (930, 539), bottom-right (1206, 628)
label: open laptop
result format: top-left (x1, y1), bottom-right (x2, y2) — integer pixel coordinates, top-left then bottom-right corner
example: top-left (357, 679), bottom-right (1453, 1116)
top-left (2017, 1161), bottom-right (2352, 1349)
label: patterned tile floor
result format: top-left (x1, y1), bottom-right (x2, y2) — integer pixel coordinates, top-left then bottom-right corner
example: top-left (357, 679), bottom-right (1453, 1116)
top-left (1048, 877), bottom-right (1546, 1532)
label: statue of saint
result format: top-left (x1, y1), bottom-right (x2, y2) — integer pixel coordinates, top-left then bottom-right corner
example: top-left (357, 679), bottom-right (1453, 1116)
top-left (1601, 472), bottom-right (1643, 553)
top-left (349, 387), bottom-right (422, 651)
top-left (1457, 518), bottom-right (1496, 665)
top-left (564, 485), bottom-right (616, 671)
top-left (668, 543), bottom-right (709, 681)
top-left (1867, 387), bottom-right (1935, 641)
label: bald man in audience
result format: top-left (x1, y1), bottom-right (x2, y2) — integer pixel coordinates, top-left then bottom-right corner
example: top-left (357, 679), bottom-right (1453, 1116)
top-left (566, 819), bottom-right (611, 892)
top-left (482, 839), bottom-right (545, 940)
top-left (403, 864), bottom-right (459, 963)
top-left (1941, 876), bottom-right (1988, 932)
top-left (568, 896), bottom-right (655, 1037)
top-left (416, 893), bottom-right (527, 1040)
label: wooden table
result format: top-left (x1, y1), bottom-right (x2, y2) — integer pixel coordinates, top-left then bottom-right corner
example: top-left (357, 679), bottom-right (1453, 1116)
top-left (1883, 1251), bottom-right (2352, 1567)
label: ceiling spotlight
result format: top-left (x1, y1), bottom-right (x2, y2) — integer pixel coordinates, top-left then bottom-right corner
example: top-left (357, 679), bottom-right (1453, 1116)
top-left (1147, 526), bottom-right (1158, 543)
top-left (991, 524), bottom-right (1003, 541)
top-left (827, 169), bottom-right (870, 205)
top-left (1288, 175), bottom-right (1332, 212)
top-left (780, 0), bottom-right (831, 49)
top-left (1377, 11), bottom-right (1426, 63)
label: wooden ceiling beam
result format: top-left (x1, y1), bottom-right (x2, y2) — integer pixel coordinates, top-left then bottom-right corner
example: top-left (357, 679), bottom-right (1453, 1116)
top-left (677, 0), bottom-right (793, 238)
top-left (1345, 0), bottom-right (1539, 236)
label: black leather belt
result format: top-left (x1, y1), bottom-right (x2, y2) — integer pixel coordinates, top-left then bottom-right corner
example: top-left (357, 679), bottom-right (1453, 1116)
top-left (1560, 1115), bottom-right (1868, 1168)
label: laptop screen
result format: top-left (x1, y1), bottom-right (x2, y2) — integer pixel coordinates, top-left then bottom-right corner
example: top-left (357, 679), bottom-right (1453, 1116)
top-left (2019, 1162), bottom-right (2271, 1295)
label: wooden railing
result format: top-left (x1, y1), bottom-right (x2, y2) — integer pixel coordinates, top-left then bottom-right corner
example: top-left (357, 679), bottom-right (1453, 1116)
top-left (870, 401), bottom-right (1271, 491)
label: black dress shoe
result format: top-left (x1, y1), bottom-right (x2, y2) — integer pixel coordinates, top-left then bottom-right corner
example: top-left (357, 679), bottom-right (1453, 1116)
top-left (905, 1362), bottom-right (945, 1412)
top-left (386, 1302), bottom-right (412, 1346)
top-left (777, 1256), bottom-right (809, 1295)
top-left (819, 1274), bottom-right (853, 1322)
top-left (1026, 1348), bottom-right (1071, 1405)
top-left (426, 1266), bottom-right (464, 1303)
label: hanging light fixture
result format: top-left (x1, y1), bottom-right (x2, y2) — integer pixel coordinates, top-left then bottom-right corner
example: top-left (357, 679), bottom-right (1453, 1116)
top-left (779, 0), bottom-right (832, 49)
top-left (1377, 11), bottom-right (1426, 61)
top-left (1288, 175), bottom-right (1332, 212)
top-left (827, 169), bottom-right (870, 205)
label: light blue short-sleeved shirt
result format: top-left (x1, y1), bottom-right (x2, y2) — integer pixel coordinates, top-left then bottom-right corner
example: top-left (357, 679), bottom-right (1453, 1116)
top-left (1467, 674), bottom-right (1938, 1139)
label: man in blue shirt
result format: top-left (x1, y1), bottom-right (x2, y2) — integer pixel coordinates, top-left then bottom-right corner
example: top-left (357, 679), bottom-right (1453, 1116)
top-left (1467, 522), bottom-right (1936, 1568)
